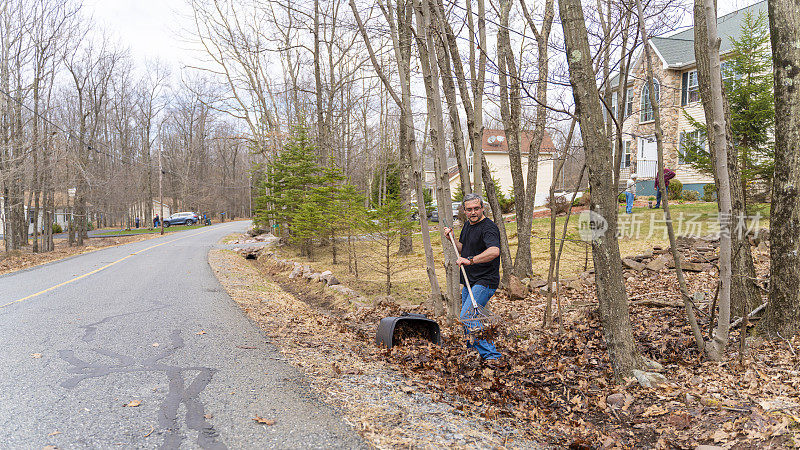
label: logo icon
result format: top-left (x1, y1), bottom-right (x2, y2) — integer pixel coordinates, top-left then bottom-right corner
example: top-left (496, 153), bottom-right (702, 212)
top-left (578, 209), bottom-right (608, 241)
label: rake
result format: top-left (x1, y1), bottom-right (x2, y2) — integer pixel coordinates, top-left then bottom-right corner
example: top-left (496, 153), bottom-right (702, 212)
top-left (446, 234), bottom-right (502, 335)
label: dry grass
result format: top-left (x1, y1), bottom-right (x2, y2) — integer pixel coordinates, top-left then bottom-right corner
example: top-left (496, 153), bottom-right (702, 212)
top-left (275, 202), bottom-right (767, 306)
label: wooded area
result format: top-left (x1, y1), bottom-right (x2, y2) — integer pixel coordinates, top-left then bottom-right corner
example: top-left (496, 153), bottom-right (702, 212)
top-left (3, 0), bottom-right (799, 396)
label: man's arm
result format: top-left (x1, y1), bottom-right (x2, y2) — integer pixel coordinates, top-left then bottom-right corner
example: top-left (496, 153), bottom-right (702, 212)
top-left (456, 246), bottom-right (499, 266)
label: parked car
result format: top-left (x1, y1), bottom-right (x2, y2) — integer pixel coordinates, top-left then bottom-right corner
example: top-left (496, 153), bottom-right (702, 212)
top-left (429, 204), bottom-right (460, 223)
top-left (163, 212), bottom-right (200, 227)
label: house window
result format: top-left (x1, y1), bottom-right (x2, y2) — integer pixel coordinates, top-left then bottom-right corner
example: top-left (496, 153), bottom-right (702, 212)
top-left (611, 95), bottom-right (617, 118)
top-left (682, 70), bottom-right (699, 105)
top-left (721, 60), bottom-right (741, 85)
top-left (621, 141), bottom-right (632, 168)
top-left (640, 78), bottom-right (660, 123)
top-left (626, 87), bottom-right (634, 117)
top-left (679, 130), bottom-right (707, 164)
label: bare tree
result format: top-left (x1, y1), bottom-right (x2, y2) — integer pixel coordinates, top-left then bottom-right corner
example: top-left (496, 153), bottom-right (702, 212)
top-left (349, 0), bottom-right (444, 314)
top-left (693, 0), bottom-right (733, 360)
top-left (761, 0), bottom-right (800, 338)
top-left (636, 0), bottom-right (704, 352)
top-left (560, 0), bottom-right (642, 379)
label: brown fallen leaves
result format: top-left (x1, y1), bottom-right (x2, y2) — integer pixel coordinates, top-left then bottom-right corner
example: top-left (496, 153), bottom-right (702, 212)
top-left (247, 251), bottom-right (799, 448)
top-left (253, 416), bottom-right (276, 426)
top-left (123, 400), bottom-right (141, 407)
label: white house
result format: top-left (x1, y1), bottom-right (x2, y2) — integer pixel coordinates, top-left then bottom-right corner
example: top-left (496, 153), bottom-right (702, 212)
top-left (0, 192), bottom-right (71, 236)
top-left (424, 128), bottom-right (571, 207)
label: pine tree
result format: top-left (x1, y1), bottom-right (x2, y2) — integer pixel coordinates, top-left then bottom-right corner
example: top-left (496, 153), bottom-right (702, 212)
top-left (256, 126), bottom-right (321, 230)
top-left (365, 198), bottom-right (413, 295)
top-left (683, 11), bottom-right (774, 207)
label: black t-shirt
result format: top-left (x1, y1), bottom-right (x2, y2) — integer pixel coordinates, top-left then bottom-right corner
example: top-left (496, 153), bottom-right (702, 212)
top-left (458, 217), bottom-right (501, 289)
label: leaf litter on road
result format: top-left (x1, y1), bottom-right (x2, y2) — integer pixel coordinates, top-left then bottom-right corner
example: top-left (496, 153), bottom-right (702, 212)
top-left (253, 416), bottom-right (276, 425)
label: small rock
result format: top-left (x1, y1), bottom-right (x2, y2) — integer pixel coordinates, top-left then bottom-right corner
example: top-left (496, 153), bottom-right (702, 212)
top-left (622, 258), bottom-right (646, 272)
top-left (330, 285), bottom-right (357, 297)
top-left (646, 256), bottom-right (668, 272)
top-left (326, 276), bottom-right (340, 286)
top-left (633, 369), bottom-right (668, 388)
top-left (508, 276), bottom-right (528, 300)
top-left (529, 278), bottom-right (548, 289)
top-left (320, 270), bottom-right (333, 280)
top-left (288, 266), bottom-right (303, 279)
top-left (565, 278), bottom-right (583, 291)
top-left (606, 392), bottom-right (625, 408)
top-left (684, 393), bottom-right (697, 404)
top-left (643, 358), bottom-right (664, 373)
top-left (695, 446), bottom-right (725, 450)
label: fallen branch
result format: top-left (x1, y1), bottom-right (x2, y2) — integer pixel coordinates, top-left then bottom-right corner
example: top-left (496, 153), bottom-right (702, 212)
top-left (628, 291), bottom-right (672, 301)
top-left (630, 299), bottom-right (682, 308)
top-left (730, 302), bottom-right (767, 329)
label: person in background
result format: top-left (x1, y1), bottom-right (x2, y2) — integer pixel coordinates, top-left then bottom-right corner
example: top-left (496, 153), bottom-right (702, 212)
top-left (135, 217), bottom-right (140, 229)
top-left (153, 214), bottom-right (160, 228)
top-left (654, 167), bottom-right (675, 208)
top-left (625, 174), bottom-right (637, 214)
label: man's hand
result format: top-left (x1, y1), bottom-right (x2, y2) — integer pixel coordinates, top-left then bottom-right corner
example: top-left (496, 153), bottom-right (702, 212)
top-left (456, 256), bottom-right (471, 266)
top-left (443, 227), bottom-right (453, 240)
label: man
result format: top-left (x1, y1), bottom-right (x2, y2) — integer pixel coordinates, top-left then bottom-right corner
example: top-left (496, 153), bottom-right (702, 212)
top-left (625, 174), bottom-right (637, 214)
top-left (654, 167), bottom-right (675, 208)
top-left (443, 193), bottom-right (502, 361)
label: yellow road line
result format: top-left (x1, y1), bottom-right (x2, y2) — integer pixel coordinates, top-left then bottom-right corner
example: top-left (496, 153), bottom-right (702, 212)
top-left (1, 225), bottom-right (232, 309)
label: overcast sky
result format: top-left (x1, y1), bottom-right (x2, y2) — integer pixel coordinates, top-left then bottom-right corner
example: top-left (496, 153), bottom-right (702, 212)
top-left (84, 0), bottom-right (763, 66)
top-left (83, 0), bottom-right (198, 69)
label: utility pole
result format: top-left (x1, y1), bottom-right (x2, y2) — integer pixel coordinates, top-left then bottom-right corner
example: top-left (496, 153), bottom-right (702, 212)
top-left (159, 139), bottom-right (164, 236)
top-left (248, 172), bottom-right (252, 218)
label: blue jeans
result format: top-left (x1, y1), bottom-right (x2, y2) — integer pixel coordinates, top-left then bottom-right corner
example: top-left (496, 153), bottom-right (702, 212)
top-left (461, 285), bottom-right (502, 360)
top-left (655, 189), bottom-right (662, 208)
top-left (625, 192), bottom-right (634, 214)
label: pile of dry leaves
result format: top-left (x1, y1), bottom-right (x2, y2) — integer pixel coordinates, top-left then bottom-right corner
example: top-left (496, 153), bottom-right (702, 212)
top-left (238, 248), bottom-right (800, 448)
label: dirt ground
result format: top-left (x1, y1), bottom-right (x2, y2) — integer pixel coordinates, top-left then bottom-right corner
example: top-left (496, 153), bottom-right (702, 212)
top-left (0, 234), bottom-right (161, 276)
top-left (211, 234), bottom-right (800, 449)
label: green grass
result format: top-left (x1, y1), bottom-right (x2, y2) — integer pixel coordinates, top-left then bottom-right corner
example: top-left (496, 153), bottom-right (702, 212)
top-left (95, 224), bottom-right (204, 236)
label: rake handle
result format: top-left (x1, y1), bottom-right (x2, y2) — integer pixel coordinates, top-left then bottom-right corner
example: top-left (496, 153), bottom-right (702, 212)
top-left (447, 232), bottom-right (479, 309)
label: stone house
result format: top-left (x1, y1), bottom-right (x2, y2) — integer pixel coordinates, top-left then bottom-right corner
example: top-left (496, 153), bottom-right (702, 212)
top-left (606, 0), bottom-right (766, 196)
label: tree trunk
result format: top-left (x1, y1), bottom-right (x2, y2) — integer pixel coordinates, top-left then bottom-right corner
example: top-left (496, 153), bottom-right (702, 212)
top-left (559, 0), bottom-right (642, 379)
top-left (481, 155), bottom-right (513, 284)
top-left (638, 0), bottom-right (704, 352)
top-left (519, 0), bottom-right (554, 281)
top-left (761, 0), bottom-right (800, 338)
top-left (350, 0), bottom-right (443, 314)
top-left (694, 0), bottom-right (733, 360)
top-left (413, 0), bottom-right (459, 317)
top-left (497, 0), bottom-right (527, 278)
top-left (468, 0), bottom-right (486, 195)
top-left (430, 5), bottom-right (470, 196)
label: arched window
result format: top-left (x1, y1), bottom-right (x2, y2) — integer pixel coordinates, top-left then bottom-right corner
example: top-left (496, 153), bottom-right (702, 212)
top-left (640, 78), bottom-right (660, 123)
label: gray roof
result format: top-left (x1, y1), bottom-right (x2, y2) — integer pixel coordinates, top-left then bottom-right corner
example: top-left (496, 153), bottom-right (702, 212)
top-left (424, 156), bottom-right (458, 172)
top-left (652, 0), bottom-right (767, 68)
top-left (609, 0), bottom-right (767, 88)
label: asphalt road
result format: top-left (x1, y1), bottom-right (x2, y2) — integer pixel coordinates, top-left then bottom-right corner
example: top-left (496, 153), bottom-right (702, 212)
top-left (0, 221), bottom-right (364, 449)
